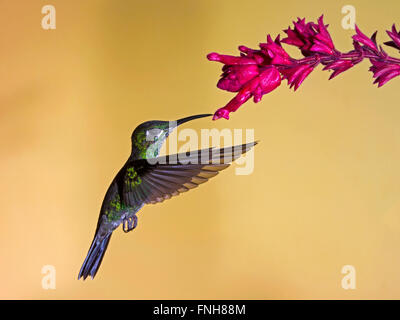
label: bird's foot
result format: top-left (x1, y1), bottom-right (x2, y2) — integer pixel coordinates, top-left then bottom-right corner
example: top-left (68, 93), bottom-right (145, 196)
top-left (123, 214), bottom-right (138, 233)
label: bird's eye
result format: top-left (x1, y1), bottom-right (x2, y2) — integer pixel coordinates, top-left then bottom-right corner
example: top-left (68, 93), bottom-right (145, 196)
top-left (146, 129), bottom-right (163, 142)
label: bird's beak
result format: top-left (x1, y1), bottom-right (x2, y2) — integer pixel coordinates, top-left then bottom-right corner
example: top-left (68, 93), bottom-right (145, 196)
top-left (176, 114), bottom-right (212, 127)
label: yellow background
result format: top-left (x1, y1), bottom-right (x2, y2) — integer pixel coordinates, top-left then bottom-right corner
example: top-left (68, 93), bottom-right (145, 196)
top-left (1, 0), bottom-right (400, 299)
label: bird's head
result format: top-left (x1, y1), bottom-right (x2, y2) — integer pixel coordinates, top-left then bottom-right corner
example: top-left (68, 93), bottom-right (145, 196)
top-left (130, 113), bottom-right (212, 160)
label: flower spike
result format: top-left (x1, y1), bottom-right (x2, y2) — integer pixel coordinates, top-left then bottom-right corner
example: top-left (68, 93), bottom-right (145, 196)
top-left (208, 15), bottom-right (400, 120)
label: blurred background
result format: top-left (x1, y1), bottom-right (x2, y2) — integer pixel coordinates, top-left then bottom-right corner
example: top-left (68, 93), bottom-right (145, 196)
top-left (1, 0), bottom-right (400, 299)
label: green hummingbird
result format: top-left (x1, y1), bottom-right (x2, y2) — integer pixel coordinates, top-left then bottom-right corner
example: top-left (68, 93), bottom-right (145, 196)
top-left (78, 113), bottom-right (257, 280)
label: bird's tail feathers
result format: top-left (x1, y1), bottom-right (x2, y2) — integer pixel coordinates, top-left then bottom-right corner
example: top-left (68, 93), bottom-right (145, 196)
top-left (78, 232), bottom-right (112, 280)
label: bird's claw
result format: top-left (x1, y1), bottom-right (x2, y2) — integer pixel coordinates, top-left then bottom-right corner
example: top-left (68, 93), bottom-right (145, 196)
top-left (123, 214), bottom-right (138, 233)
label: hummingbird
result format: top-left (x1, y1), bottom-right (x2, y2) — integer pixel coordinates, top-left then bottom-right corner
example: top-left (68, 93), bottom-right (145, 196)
top-left (78, 113), bottom-right (257, 280)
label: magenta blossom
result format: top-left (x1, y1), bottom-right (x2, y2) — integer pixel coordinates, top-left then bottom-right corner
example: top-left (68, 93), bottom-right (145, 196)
top-left (280, 64), bottom-right (314, 90)
top-left (385, 25), bottom-right (400, 50)
top-left (281, 16), bottom-right (334, 56)
top-left (254, 66), bottom-right (281, 100)
top-left (212, 66), bottom-right (281, 120)
top-left (217, 64), bottom-right (259, 92)
top-left (208, 15), bottom-right (400, 120)
top-left (322, 60), bottom-right (354, 79)
top-left (260, 35), bottom-right (292, 65)
top-left (352, 26), bottom-right (378, 52)
top-left (281, 18), bottom-right (315, 55)
top-left (309, 16), bottom-right (335, 55)
top-left (369, 60), bottom-right (400, 87)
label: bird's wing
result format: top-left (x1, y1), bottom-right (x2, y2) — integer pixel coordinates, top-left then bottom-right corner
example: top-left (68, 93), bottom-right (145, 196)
top-left (122, 141), bottom-right (257, 205)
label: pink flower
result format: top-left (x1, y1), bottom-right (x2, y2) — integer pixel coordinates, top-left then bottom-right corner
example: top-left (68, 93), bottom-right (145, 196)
top-left (281, 18), bottom-right (315, 55)
top-left (238, 46), bottom-right (270, 65)
top-left (212, 78), bottom-right (258, 120)
top-left (323, 59), bottom-right (354, 79)
top-left (282, 16), bottom-right (334, 55)
top-left (369, 59), bottom-right (400, 87)
top-left (384, 24), bottom-right (400, 50)
top-left (212, 66), bottom-right (281, 120)
top-left (352, 26), bottom-right (378, 51)
top-left (207, 52), bottom-right (257, 65)
top-left (260, 35), bottom-right (292, 65)
top-left (254, 66), bottom-right (281, 101)
top-left (280, 64), bottom-right (314, 90)
top-left (310, 16), bottom-right (335, 55)
top-left (217, 64), bottom-right (259, 92)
